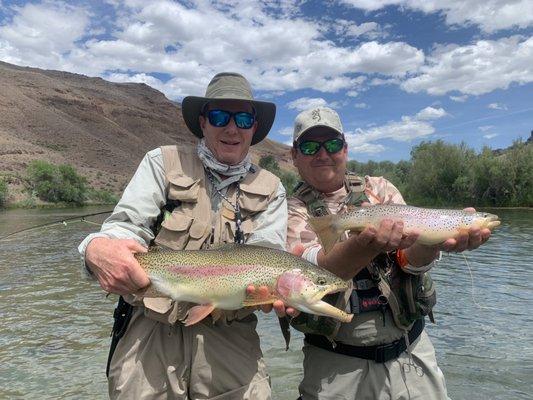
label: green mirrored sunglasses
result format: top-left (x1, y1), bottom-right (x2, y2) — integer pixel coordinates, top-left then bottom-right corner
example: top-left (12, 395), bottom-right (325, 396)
top-left (298, 138), bottom-right (345, 156)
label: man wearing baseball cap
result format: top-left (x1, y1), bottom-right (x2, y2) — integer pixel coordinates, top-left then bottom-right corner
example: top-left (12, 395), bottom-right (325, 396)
top-left (287, 106), bottom-right (492, 399)
top-left (79, 72), bottom-right (289, 399)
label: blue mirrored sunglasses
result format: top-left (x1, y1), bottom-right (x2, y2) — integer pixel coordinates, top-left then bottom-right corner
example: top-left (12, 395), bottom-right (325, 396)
top-left (298, 138), bottom-right (345, 155)
top-left (206, 109), bottom-right (255, 129)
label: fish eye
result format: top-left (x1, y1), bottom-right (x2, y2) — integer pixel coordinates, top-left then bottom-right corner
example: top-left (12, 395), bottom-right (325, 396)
top-left (316, 277), bottom-right (327, 285)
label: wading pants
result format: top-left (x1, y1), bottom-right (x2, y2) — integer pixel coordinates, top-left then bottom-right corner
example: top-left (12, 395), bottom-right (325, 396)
top-left (108, 307), bottom-right (271, 400)
top-left (299, 331), bottom-right (449, 400)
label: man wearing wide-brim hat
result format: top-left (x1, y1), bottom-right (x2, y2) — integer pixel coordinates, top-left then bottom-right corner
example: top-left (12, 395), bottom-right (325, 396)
top-left (80, 72), bottom-right (289, 399)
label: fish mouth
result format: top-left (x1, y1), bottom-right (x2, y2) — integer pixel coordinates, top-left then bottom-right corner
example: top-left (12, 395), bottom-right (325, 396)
top-left (483, 213), bottom-right (501, 230)
top-left (297, 297), bottom-right (353, 323)
top-left (311, 284), bottom-right (349, 303)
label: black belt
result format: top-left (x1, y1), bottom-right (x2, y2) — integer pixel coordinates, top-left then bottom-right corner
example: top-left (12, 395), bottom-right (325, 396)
top-left (305, 318), bottom-right (425, 363)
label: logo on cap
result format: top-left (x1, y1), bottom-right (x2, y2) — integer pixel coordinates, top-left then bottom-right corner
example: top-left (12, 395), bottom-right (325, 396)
top-left (311, 109), bottom-right (321, 122)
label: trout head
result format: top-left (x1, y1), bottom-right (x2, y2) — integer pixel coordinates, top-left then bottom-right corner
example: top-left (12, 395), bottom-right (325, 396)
top-left (467, 211), bottom-right (501, 231)
top-left (275, 269), bottom-right (353, 322)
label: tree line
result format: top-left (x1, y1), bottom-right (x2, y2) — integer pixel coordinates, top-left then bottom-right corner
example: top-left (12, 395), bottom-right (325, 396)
top-left (346, 139), bottom-right (532, 207)
top-left (260, 139), bottom-right (532, 207)
top-left (0, 139), bottom-right (531, 208)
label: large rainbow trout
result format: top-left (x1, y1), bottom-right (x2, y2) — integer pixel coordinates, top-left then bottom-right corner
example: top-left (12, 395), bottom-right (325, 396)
top-left (309, 205), bottom-right (500, 253)
top-left (135, 244), bottom-right (352, 326)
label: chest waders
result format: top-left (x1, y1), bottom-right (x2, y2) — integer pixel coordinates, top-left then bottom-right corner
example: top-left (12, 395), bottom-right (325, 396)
top-left (290, 174), bottom-right (436, 362)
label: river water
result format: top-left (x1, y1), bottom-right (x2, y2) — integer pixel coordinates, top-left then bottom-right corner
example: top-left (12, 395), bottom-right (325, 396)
top-left (0, 207), bottom-right (531, 399)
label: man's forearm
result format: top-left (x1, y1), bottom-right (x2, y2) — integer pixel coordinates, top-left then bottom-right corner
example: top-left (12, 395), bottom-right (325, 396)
top-left (404, 243), bottom-right (439, 267)
top-left (317, 237), bottom-right (378, 280)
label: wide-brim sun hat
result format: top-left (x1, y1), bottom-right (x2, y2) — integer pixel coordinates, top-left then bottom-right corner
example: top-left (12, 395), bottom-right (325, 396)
top-left (182, 72), bottom-right (276, 145)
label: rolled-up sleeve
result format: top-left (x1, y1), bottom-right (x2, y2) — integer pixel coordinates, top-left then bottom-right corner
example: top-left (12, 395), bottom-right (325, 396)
top-left (246, 182), bottom-right (287, 251)
top-left (78, 148), bottom-right (166, 260)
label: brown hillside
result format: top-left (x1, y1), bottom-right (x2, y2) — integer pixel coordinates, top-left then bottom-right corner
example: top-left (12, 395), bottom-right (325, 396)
top-left (0, 61), bottom-right (292, 203)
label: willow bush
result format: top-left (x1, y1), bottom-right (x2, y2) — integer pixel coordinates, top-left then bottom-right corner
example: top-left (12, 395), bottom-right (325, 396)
top-left (26, 160), bottom-right (88, 205)
top-left (259, 155), bottom-right (300, 196)
top-left (0, 178), bottom-right (7, 208)
top-left (347, 140), bottom-right (532, 207)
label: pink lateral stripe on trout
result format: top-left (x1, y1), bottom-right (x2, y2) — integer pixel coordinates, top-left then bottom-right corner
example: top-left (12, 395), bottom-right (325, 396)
top-left (135, 244), bottom-right (353, 326)
top-left (309, 204), bottom-right (501, 254)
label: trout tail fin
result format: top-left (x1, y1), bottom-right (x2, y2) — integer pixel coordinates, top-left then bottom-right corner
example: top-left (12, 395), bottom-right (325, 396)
top-left (308, 214), bottom-right (342, 254)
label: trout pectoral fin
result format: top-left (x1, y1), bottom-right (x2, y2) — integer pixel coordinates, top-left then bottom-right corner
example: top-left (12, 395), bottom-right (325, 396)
top-left (183, 304), bottom-right (216, 326)
top-left (298, 300), bottom-right (353, 323)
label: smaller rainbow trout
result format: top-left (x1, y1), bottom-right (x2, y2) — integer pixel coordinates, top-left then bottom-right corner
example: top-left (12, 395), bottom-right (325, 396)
top-left (309, 205), bottom-right (500, 253)
top-left (135, 244), bottom-right (352, 326)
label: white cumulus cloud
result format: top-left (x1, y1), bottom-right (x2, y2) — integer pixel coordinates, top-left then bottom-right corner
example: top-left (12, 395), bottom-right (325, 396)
top-left (0, 1), bottom-right (90, 70)
top-left (344, 105), bottom-right (446, 154)
top-left (286, 97), bottom-right (328, 111)
top-left (450, 95), bottom-right (468, 102)
top-left (401, 36), bottom-right (533, 96)
top-left (488, 103), bottom-right (508, 110)
top-left (278, 126), bottom-right (294, 137)
top-left (340, 0), bottom-right (533, 33)
top-left (416, 106), bottom-right (448, 120)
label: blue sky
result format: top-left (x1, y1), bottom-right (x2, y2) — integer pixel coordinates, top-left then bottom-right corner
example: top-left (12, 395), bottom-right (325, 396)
top-left (0, 0), bottom-right (532, 162)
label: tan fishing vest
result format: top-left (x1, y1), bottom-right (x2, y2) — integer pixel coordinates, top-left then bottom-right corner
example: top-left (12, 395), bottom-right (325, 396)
top-left (127, 145), bottom-right (280, 325)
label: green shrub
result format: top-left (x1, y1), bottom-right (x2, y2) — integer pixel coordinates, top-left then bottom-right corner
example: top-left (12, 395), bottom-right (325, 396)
top-left (89, 189), bottom-right (118, 204)
top-left (259, 155), bottom-right (281, 175)
top-left (0, 178), bottom-right (7, 208)
top-left (280, 170), bottom-right (299, 196)
top-left (258, 155), bottom-right (300, 196)
top-left (26, 160), bottom-right (88, 205)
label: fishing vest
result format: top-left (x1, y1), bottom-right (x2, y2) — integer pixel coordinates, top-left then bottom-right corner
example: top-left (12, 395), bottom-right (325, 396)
top-left (290, 173), bottom-right (436, 338)
top-left (125, 145), bottom-right (281, 325)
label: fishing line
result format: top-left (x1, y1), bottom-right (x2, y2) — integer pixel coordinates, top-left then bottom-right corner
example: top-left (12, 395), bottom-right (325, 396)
top-left (462, 253), bottom-right (497, 311)
top-left (0, 210), bottom-right (112, 241)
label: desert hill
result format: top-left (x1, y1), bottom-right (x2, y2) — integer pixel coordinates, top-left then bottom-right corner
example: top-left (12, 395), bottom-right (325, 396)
top-left (0, 61), bottom-right (293, 203)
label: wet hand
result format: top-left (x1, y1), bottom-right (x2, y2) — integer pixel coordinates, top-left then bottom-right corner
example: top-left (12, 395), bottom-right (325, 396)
top-left (85, 237), bottom-right (150, 295)
top-left (440, 208), bottom-right (492, 253)
top-left (351, 219), bottom-right (419, 253)
top-left (440, 227), bottom-right (491, 252)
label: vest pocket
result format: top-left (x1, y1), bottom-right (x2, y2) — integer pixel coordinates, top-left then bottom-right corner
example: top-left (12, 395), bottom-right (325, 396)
top-left (155, 211), bottom-right (193, 250)
top-left (239, 185), bottom-right (271, 212)
top-left (167, 174), bottom-right (200, 202)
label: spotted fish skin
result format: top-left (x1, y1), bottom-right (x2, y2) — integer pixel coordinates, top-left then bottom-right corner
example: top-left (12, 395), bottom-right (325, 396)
top-left (135, 244), bottom-right (352, 325)
top-left (309, 204), bottom-right (500, 253)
